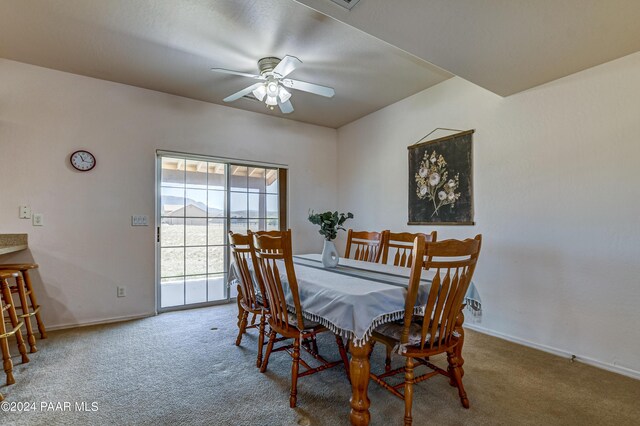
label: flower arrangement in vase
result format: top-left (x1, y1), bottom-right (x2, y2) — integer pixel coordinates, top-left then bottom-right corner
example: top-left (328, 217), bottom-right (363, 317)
top-left (308, 210), bottom-right (354, 267)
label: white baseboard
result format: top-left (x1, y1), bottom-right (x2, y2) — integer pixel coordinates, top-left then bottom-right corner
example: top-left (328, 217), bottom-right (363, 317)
top-left (465, 323), bottom-right (640, 381)
top-left (47, 312), bottom-right (157, 331)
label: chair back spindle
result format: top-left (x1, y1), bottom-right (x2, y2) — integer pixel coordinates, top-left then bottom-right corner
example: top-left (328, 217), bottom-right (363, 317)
top-left (381, 231), bottom-right (437, 267)
top-left (344, 229), bottom-right (386, 263)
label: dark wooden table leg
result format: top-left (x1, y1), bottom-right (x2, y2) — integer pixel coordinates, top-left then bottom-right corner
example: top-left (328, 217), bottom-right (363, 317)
top-left (349, 340), bottom-right (373, 426)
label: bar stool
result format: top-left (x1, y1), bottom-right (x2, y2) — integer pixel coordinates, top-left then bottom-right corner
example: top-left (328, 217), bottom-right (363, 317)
top-left (1, 271), bottom-right (36, 353)
top-left (0, 270), bottom-right (29, 401)
top-left (0, 271), bottom-right (29, 362)
top-left (0, 264), bottom-right (47, 340)
top-left (0, 282), bottom-right (18, 402)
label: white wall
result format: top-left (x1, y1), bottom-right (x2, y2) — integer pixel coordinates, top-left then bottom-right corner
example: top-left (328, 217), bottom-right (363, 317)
top-left (0, 59), bottom-right (337, 329)
top-left (336, 52), bottom-right (640, 377)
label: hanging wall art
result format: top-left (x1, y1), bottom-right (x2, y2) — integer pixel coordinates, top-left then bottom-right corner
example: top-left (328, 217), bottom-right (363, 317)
top-left (408, 129), bottom-right (475, 225)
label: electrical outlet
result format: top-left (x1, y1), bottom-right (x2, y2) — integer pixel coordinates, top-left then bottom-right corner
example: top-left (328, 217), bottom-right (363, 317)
top-left (32, 213), bottom-right (43, 226)
top-left (19, 205), bottom-right (32, 219)
top-left (117, 286), bottom-right (126, 297)
top-left (131, 215), bottom-right (149, 226)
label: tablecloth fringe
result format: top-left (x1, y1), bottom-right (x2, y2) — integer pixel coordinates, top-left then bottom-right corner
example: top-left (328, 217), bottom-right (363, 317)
top-left (465, 297), bottom-right (482, 320)
top-left (295, 306), bottom-right (427, 348)
top-left (230, 273), bottom-right (482, 344)
top-left (298, 299), bottom-right (481, 347)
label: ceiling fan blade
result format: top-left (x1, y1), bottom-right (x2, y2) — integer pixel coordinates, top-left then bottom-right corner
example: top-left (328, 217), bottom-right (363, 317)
top-left (223, 82), bottom-right (264, 102)
top-left (282, 78), bottom-right (335, 98)
top-left (272, 55), bottom-right (302, 78)
top-left (211, 68), bottom-right (264, 80)
top-left (278, 99), bottom-right (294, 114)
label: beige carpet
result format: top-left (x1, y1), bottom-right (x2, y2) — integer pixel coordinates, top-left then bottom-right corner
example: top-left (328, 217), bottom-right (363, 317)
top-left (1, 304), bottom-right (639, 425)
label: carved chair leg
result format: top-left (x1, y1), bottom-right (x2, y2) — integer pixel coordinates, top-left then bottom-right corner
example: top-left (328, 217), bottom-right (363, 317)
top-left (260, 329), bottom-right (277, 373)
top-left (447, 349), bottom-right (456, 387)
top-left (235, 285), bottom-right (244, 328)
top-left (335, 335), bottom-right (351, 382)
top-left (455, 336), bottom-right (465, 379)
top-left (311, 335), bottom-right (319, 354)
top-left (235, 310), bottom-right (248, 346)
top-left (385, 344), bottom-right (392, 372)
top-left (447, 350), bottom-right (469, 408)
top-left (256, 314), bottom-right (266, 368)
top-left (404, 357), bottom-right (415, 426)
top-left (453, 312), bottom-right (466, 382)
top-left (290, 336), bottom-right (301, 408)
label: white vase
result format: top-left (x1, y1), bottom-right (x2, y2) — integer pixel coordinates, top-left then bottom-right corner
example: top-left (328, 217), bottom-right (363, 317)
top-left (322, 240), bottom-right (339, 268)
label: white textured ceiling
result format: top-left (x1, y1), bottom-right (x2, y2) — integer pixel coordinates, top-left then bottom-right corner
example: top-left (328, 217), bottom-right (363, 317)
top-left (4, 1), bottom-right (639, 127)
top-left (0, 0), bottom-right (452, 128)
top-left (296, 0), bottom-right (640, 96)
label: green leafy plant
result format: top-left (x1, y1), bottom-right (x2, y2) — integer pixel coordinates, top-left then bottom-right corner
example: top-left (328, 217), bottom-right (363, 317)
top-left (308, 210), bottom-right (354, 241)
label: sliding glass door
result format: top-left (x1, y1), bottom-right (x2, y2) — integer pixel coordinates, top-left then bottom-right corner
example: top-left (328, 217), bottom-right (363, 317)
top-left (157, 153), bottom-right (285, 311)
top-left (229, 166), bottom-right (280, 235)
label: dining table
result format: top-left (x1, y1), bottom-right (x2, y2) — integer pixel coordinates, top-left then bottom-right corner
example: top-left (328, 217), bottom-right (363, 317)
top-left (236, 252), bottom-right (481, 425)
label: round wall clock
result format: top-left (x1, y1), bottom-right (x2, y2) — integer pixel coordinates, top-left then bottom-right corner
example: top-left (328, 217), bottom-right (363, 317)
top-left (70, 150), bottom-right (96, 171)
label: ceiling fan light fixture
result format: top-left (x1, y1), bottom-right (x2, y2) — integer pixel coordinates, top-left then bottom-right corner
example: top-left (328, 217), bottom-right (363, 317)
top-left (265, 95), bottom-right (278, 106)
top-left (278, 86), bottom-right (291, 103)
top-left (213, 54), bottom-right (336, 115)
top-left (266, 81), bottom-right (279, 96)
top-left (252, 84), bottom-right (267, 101)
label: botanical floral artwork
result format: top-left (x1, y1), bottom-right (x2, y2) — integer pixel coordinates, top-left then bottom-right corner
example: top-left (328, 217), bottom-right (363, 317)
top-left (415, 151), bottom-right (461, 217)
top-left (408, 130), bottom-right (474, 225)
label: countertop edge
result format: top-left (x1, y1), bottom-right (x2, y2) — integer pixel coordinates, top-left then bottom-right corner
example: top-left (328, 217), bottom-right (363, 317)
top-left (0, 244), bottom-right (29, 255)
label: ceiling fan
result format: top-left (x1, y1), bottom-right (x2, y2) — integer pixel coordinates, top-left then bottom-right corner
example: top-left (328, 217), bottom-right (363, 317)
top-left (211, 55), bottom-right (335, 114)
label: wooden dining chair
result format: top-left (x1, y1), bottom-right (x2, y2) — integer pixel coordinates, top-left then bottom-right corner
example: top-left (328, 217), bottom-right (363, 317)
top-left (344, 229), bottom-right (387, 263)
top-left (370, 234), bottom-right (482, 426)
top-left (242, 230), bottom-right (287, 328)
top-left (229, 231), bottom-right (270, 368)
top-left (378, 231), bottom-right (438, 371)
top-left (252, 230), bottom-right (350, 408)
top-left (381, 231), bottom-right (437, 267)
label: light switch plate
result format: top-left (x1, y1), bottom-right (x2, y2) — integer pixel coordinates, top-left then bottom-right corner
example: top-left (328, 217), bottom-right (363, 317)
top-left (131, 215), bottom-right (149, 226)
top-left (19, 205), bottom-right (31, 219)
top-left (32, 213), bottom-right (43, 226)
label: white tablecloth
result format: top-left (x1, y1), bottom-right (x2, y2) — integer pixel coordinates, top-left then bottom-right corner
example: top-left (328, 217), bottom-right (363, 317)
top-left (231, 253), bottom-right (482, 346)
